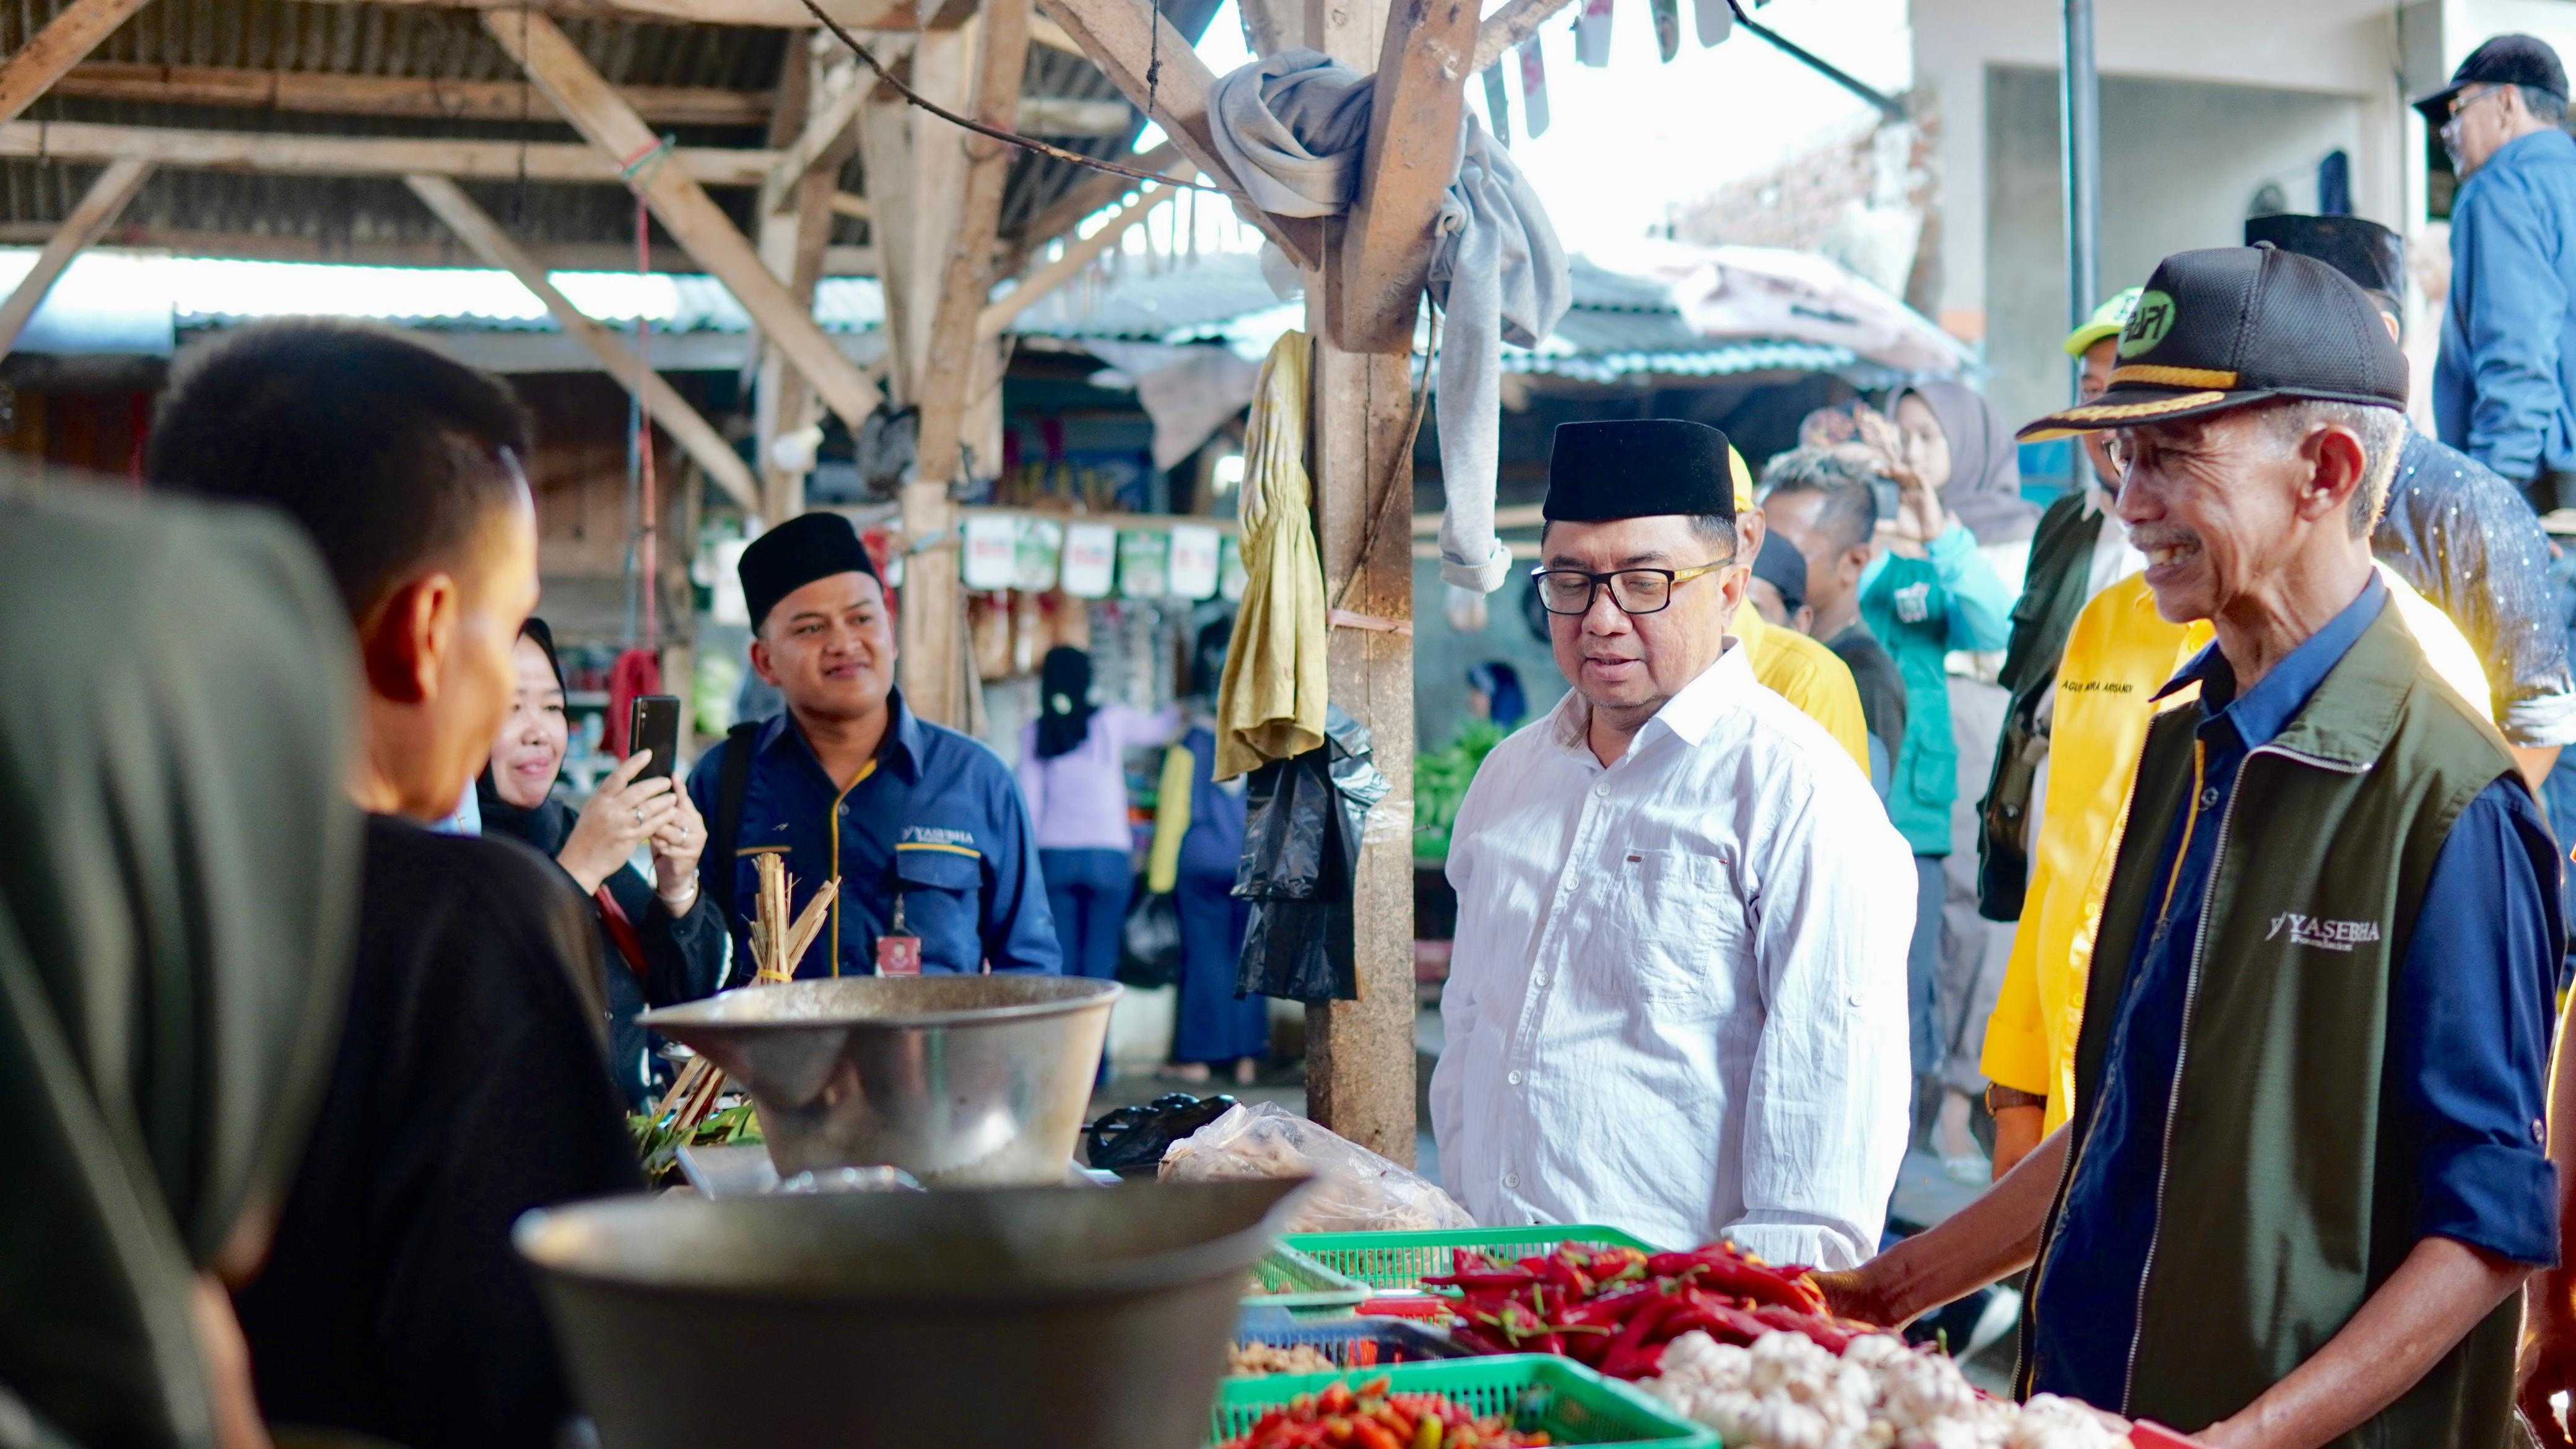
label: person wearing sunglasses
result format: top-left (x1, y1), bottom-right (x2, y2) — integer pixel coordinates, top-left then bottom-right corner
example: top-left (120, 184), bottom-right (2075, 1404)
top-left (1429, 417), bottom-right (1913, 1264)
top-left (2417, 35), bottom-right (2576, 510)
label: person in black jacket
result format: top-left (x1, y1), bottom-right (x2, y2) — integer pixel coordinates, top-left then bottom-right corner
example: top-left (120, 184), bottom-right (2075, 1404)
top-left (481, 617), bottom-right (728, 1106)
top-left (149, 318), bottom-right (642, 1449)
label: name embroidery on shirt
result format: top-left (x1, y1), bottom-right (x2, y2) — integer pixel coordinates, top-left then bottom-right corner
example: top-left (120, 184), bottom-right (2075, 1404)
top-left (2263, 912), bottom-right (2382, 953)
top-left (899, 825), bottom-right (981, 856)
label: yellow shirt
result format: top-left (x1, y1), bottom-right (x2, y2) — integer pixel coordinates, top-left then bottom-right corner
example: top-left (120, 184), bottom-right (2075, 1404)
top-left (1979, 565), bottom-right (2494, 1129)
top-left (1736, 601), bottom-right (1873, 777)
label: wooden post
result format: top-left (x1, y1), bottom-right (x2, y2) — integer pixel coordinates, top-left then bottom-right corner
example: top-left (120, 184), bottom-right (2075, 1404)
top-left (0, 157), bottom-right (150, 360)
top-left (483, 9), bottom-right (882, 433)
top-left (1295, 0), bottom-right (1466, 1165)
top-left (902, 0), bottom-right (1032, 726)
top-left (752, 45), bottom-right (847, 523)
top-left (0, 0), bottom-right (154, 126)
top-left (977, 167), bottom-right (1188, 338)
top-left (403, 173), bottom-right (761, 513)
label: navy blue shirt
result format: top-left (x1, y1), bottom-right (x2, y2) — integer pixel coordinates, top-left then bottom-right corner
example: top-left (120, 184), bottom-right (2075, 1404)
top-left (686, 692), bottom-right (1060, 978)
top-left (2028, 576), bottom-right (2561, 1414)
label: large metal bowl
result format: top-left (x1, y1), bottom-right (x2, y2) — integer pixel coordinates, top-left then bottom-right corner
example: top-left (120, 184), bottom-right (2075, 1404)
top-left (516, 1178), bottom-right (1304, 1449)
top-left (638, 975), bottom-right (1119, 1186)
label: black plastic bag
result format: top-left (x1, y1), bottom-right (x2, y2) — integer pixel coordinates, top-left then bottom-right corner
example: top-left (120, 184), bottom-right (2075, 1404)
top-left (1116, 882), bottom-right (1182, 989)
top-left (1082, 1092), bottom-right (1238, 1177)
top-left (1234, 707), bottom-right (1390, 1004)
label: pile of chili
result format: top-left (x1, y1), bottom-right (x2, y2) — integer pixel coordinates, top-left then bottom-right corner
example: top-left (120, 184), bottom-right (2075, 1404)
top-left (1221, 1377), bottom-right (1552, 1449)
top-left (1423, 1242), bottom-right (1866, 1382)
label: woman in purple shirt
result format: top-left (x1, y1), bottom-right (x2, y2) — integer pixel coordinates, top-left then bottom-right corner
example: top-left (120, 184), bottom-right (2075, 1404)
top-left (1016, 646), bottom-right (1179, 985)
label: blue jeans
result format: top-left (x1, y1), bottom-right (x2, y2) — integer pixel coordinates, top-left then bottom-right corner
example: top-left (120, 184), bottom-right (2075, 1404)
top-left (1040, 847), bottom-right (1132, 981)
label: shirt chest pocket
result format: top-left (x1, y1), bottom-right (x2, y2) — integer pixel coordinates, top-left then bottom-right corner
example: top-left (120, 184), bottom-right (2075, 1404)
top-left (1606, 846), bottom-right (1749, 1016)
top-left (892, 845), bottom-right (985, 972)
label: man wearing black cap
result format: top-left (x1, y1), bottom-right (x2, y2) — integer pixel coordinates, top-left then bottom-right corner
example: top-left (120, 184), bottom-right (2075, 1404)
top-left (1429, 417), bottom-right (1913, 1264)
top-left (2417, 35), bottom-right (2576, 508)
top-left (1815, 247), bottom-right (2563, 1448)
top-left (685, 512), bottom-right (1059, 978)
top-left (2249, 212), bottom-right (2576, 783)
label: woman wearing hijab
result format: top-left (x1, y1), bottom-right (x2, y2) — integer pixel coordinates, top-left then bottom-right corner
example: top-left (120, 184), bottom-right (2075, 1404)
top-left (479, 618), bottom-right (725, 1108)
top-left (1147, 621), bottom-right (1265, 1085)
top-left (1888, 380), bottom-right (2042, 557)
top-left (1016, 646), bottom-right (1180, 987)
top-left (1, 489), bottom-right (360, 1449)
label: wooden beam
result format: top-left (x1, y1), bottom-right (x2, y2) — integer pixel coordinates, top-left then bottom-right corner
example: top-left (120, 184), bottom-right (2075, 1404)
top-left (762, 56), bottom-right (869, 211)
top-left (853, 91), bottom-right (920, 401)
top-left (53, 63), bottom-right (773, 126)
top-left (1033, 0), bottom-right (1320, 269)
top-left (0, 157), bottom-right (149, 358)
top-left (906, 0), bottom-right (1033, 726)
top-left (294, 0), bottom-right (1090, 51)
top-left (1469, 0), bottom-right (1578, 74)
top-left (1016, 95), bottom-right (1135, 136)
top-left (484, 9), bottom-right (884, 432)
top-left (404, 173), bottom-right (761, 515)
top-left (977, 164), bottom-right (1185, 338)
top-left (754, 47), bottom-right (848, 522)
top-left (830, 190), bottom-right (871, 219)
top-left (1007, 137), bottom-right (1176, 261)
top-left (0, 0), bottom-right (154, 126)
top-left (1334, 0), bottom-right (1477, 350)
top-left (0, 224), bottom-right (877, 273)
top-left (0, 119), bottom-right (773, 186)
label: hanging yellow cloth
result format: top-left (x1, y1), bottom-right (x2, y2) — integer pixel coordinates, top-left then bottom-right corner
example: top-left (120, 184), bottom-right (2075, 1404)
top-left (1216, 329), bottom-right (1328, 781)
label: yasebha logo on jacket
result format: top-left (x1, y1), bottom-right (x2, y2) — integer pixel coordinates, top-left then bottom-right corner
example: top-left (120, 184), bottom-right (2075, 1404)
top-left (2264, 912), bottom-right (2383, 952)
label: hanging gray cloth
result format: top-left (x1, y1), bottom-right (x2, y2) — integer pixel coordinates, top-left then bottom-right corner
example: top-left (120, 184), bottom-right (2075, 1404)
top-left (1209, 48), bottom-right (1572, 596)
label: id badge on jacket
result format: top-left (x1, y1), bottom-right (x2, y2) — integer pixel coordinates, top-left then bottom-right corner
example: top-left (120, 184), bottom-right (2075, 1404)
top-left (876, 892), bottom-right (923, 977)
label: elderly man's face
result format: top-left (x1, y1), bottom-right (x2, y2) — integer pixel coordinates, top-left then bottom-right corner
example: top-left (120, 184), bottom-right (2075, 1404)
top-left (1541, 514), bottom-right (1744, 726)
top-left (2111, 406), bottom-right (2317, 626)
top-left (2445, 82), bottom-right (2523, 178)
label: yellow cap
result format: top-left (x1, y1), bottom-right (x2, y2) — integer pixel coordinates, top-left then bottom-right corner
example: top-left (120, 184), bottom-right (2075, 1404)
top-left (1730, 445), bottom-right (1754, 513)
top-left (2063, 287), bottom-right (2144, 357)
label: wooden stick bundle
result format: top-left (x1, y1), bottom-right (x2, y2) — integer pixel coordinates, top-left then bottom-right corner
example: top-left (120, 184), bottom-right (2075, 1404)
top-left (659, 848), bottom-right (840, 1146)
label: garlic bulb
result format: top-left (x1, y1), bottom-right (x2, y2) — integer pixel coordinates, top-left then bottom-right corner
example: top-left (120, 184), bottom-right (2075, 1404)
top-left (1640, 1329), bottom-right (2133, 1449)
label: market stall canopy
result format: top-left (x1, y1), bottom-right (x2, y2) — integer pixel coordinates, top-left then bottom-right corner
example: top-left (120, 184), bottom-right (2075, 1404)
top-left (0, 0), bottom-right (1214, 268)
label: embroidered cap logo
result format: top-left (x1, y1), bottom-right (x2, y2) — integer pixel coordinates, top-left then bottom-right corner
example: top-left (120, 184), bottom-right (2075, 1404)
top-left (2119, 290), bottom-right (2177, 359)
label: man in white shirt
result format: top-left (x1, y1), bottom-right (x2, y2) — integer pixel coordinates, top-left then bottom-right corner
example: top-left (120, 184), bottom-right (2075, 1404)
top-left (1430, 418), bottom-right (1915, 1268)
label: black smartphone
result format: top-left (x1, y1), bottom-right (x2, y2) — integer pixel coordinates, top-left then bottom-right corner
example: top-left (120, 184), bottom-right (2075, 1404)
top-left (629, 694), bottom-right (682, 783)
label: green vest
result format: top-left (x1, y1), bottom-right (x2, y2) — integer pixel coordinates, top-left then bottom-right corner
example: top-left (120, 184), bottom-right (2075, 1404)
top-left (1860, 552), bottom-right (1960, 854)
top-left (1978, 491), bottom-right (2103, 917)
top-left (2016, 602), bottom-right (2537, 1448)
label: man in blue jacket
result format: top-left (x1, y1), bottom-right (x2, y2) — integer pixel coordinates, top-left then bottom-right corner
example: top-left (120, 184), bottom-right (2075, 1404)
top-left (2422, 34), bottom-right (2576, 508)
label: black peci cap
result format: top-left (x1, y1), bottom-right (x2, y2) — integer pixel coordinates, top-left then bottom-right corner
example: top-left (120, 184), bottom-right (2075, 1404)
top-left (738, 511), bottom-right (882, 630)
top-left (2414, 33), bottom-right (2567, 124)
top-left (2243, 214), bottom-right (2406, 304)
top-left (1751, 531), bottom-right (1808, 614)
top-left (1543, 419), bottom-right (1738, 524)
top-left (2019, 245), bottom-right (2407, 443)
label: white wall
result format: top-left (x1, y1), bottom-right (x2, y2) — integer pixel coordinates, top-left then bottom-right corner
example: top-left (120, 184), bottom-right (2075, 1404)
top-left (1913, 0), bottom-right (2410, 394)
top-left (1981, 69), bottom-right (2368, 430)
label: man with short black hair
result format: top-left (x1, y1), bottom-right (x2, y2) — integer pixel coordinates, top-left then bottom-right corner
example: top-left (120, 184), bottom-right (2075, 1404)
top-left (2418, 34), bottom-right (2576, 508)
top-left (1431, 418), bottom-right (1912, 1263)
top-left (687, 511), bottom-right (1058, 979)
top-left (1760, 446), bottom-right (1907, 793)
top-left (1822, 246), bottom-right (2562, 1448)
top-left (150, 320), bottom-right (640, 1449)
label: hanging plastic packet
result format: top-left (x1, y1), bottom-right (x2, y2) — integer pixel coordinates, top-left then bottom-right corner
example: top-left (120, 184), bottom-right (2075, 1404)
top-left (1650, 0), bottom-right (1679, 61)
top-left (876, 894), bottom-right (923, 977)
top-left (1694, 0), bottom-right (1732, 46)
top-left (1576, 0), bottom-right (1614, 67)
top-left (1481, 62), bottom-right (1513, 147)
top-left (1519, 41), bottom-right (1551, 138)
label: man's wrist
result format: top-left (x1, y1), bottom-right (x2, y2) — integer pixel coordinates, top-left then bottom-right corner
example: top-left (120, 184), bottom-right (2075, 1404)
top-left (1985, 1083), bottom-right (2047, 1115)
top-left (658, 878), bottom-right (699, 913)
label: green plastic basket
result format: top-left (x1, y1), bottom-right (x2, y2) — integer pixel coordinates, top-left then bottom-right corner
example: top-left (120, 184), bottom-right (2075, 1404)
top-left (1242, 1243), bottom-right (1367, 1316)
top-left (1206, 1355), bottom-right (1714, 1447)
top-left (1282, 1226), bottom-right (1663, 1294)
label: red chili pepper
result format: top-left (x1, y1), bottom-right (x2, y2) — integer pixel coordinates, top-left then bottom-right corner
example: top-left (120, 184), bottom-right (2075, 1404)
top-left (1749, 1304), bottom-right (1869, 1354)
top-left (1422, 1269), bottom-right (1540, 1292)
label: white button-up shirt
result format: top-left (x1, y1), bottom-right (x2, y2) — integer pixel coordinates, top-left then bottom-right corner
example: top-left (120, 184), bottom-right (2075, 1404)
top-left (1430, 641), bottom-right (1915, 1267)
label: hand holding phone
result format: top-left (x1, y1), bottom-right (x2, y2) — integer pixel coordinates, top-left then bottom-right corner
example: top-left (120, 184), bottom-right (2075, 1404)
top-left (629, 695), bottom-right (681, 783)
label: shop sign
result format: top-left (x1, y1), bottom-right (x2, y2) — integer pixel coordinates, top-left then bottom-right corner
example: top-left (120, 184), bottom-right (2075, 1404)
top-left (1168, 524), bottom-right (1221, 599)
top-left (1116, 530), bottom-right (1171, 599)
top-left (1061, 522), bottom-right (1118, 598)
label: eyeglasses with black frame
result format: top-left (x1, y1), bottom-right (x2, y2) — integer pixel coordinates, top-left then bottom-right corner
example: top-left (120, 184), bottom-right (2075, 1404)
top-left (1530, 557), bottom-right (1736, 616)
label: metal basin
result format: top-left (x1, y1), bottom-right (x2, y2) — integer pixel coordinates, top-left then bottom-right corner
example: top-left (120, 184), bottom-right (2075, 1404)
top-left (516, 1178), bottom-right (1305, 1449)
top-left (639, 975), bottom-right (1119, 1186)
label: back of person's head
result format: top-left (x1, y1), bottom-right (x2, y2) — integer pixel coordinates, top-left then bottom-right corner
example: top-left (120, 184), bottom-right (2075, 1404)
top-left (1759, 445), bottom-right (1880, 553)
top-left (148, 320), bottom-right (534, 623)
